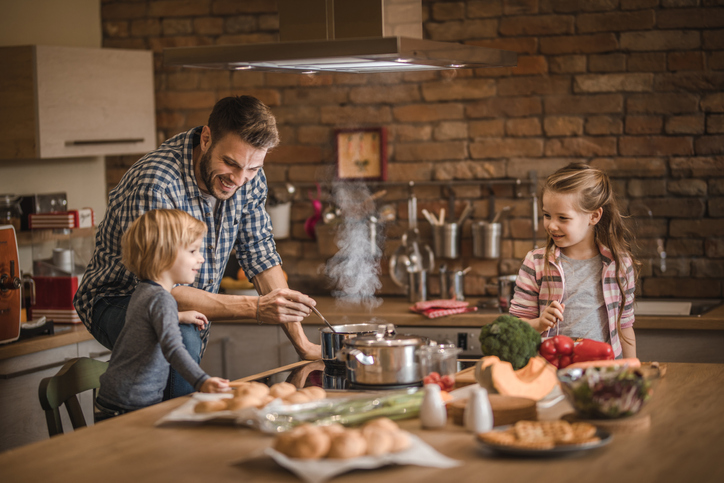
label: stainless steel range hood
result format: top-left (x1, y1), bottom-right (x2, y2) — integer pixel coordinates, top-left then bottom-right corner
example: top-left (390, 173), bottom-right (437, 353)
top-left (163, 0), bottom-right (517, 74)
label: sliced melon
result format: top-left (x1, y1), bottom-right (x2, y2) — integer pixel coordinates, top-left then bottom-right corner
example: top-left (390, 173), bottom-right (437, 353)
top-left (475, 356), bottom-right (558, 401)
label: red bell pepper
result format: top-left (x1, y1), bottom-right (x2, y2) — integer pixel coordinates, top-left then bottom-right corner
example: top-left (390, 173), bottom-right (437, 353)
top-left (571, 339), bottom-right (614, 363)
top-left (539, 335), bottom-right (575, 368)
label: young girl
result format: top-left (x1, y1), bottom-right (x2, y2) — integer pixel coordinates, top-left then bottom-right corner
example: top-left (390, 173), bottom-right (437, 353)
top-left (97, 209), bottom-right (229, 415)
top-left (509, 163), bottom-right (640, 359)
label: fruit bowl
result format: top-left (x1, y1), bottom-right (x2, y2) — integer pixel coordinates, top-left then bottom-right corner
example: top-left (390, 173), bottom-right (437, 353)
top-left (558, 364), bottom-right (656, 419)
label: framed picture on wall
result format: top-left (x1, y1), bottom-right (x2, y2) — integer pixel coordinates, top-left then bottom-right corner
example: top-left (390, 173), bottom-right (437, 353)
top-left (335, 127), bottom-right (387, 181)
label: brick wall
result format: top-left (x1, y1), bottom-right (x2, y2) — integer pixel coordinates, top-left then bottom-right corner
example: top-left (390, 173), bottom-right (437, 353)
top-left (102, 0), bottom-right (724, 300)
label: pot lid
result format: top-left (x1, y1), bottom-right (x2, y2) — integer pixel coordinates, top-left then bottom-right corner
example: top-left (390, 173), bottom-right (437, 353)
top-left (345, 333), bottom-right (426, 347)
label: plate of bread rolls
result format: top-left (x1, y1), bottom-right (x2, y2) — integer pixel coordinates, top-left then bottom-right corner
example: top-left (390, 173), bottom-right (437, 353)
top-left (155, 381), bottom-right (329, 426)
top-left (264, 418), bottom-right (461, 483)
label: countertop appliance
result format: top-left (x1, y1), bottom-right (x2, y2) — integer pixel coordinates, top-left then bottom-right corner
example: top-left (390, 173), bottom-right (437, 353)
top-left (0, 225), bottom-right (22, 344)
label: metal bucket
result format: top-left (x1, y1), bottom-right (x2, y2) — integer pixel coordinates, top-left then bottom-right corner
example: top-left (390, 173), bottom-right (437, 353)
top-left (472, 221), bottom-right (502, 259)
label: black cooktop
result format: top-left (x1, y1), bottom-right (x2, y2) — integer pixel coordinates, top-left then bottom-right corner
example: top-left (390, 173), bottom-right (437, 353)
top-left (252, 359), bottom-right (480, 391)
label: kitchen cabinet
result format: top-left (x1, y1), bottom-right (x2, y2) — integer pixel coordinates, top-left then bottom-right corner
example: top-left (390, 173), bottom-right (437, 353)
top-left (0, 337), bottom-right (110, 452)
top-left (201, 324), bottom-right (287, 381)
top-left (0, 45), bottom-right (155, 160)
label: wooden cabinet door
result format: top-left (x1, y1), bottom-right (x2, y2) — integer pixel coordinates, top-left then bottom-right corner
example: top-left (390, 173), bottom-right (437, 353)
top-left (35, 45), bottom-right (156, 159)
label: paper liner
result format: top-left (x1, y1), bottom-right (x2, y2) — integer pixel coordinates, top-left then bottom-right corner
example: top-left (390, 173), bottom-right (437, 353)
top-left (260, 433), bottom-right (461, 483)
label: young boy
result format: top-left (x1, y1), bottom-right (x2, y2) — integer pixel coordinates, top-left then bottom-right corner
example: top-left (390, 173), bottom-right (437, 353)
top-left (96, 209), bottom-right (229, 416)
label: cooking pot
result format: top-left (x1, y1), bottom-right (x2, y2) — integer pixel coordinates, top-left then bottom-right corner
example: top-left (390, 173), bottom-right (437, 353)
top-left (337, 332), bottom-right (428, 386)
top-left (320, 323), bottom-right (395, 370)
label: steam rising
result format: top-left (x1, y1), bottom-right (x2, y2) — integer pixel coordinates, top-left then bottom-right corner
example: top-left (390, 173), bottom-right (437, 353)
top-left (325, 182), bottom-right (383, 310)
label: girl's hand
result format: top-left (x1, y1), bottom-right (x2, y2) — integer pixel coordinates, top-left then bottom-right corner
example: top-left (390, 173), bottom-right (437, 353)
top-left (179, 310), bottom-right (208, 330)
top-left (533, 301), bottom-right (565, 333)
top-left (200, 377), bottom-right (230, 393)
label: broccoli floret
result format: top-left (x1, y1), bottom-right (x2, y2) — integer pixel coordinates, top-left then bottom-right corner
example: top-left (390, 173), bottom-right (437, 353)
top-left (478, 315), bottom-right (541, 370)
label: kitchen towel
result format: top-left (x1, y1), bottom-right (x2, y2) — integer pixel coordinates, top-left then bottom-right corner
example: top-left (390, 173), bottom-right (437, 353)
top-left (410, 299), bottom-right (478, 319)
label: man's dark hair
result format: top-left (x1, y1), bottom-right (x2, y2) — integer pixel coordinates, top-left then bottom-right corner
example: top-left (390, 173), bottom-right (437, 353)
top-left (207, 96), bottom-right (279, 150)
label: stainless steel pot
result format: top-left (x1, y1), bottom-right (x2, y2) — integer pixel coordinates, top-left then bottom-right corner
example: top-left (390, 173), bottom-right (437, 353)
top-left (320, 323), bottom-right (395, 370)
top-left (337, 333), bottom-right (428, 386)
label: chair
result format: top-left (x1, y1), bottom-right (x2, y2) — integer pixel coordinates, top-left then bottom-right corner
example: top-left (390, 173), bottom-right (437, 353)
top-left (38, 357), bottom-right (109, 437)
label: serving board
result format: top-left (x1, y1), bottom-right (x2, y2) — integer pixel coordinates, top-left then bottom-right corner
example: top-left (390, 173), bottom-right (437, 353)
top-left (447, 394), bottom-right (537, 427)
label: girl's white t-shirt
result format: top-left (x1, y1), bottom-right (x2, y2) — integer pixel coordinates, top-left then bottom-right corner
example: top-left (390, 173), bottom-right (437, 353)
top-left (558, 253), bottom-right (609, 343)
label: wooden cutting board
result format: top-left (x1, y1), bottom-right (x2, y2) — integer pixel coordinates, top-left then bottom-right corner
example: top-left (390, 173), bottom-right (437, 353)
top-left (454, 366), bottom-right (477, 388)
top-left (447, 394), bottom-right (537, 426)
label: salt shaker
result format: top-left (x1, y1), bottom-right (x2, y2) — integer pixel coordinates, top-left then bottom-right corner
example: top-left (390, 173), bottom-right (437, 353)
top-left (420, 384), bottom-right (447, 429)
top-left (464, 386), bottom-right (494, 434)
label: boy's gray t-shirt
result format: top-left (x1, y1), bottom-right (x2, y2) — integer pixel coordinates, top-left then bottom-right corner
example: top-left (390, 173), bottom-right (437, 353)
top-left (98, 281), bottom-right (209, 410)
top-left (559, 253), bottom-right (609, 343)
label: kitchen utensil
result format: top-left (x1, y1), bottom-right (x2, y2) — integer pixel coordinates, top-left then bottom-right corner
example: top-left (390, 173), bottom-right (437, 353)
top-left (456, 202), bottom-right (473, 227)
top-left (0, 225), bottom-right (22, 344)
top-left (311, 306), bottom-right (337, 334)
top-left (337, 332), bottom-right (428, 386)
top-left (495, 275), bottom-right (517, 312)
top-left (320, 323), bottom-right (396, 370)
top-left (472, 221), bottom-right (502, 259)
top-left (421, 209), bottom-right (437, 226)
top-left (432, 222), bottom-right (460, 259)
top-left (491, 205), bottom-right (512, 224)
top-left (408, 269), bottom-right (428, 303)
top-left (389, 232), bottom-right (435, 289)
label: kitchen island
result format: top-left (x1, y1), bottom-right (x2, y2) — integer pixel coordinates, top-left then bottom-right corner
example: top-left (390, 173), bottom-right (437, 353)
top-left (1, 362), bottom-right (723, 483)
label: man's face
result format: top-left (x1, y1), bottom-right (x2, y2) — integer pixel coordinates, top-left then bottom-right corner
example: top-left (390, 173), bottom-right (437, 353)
top-left (196, 128), bottom-right (268, 201)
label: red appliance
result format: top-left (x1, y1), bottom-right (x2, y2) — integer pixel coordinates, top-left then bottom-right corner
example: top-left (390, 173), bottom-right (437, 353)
top-left (0, 225), bottom-right (22, 344)
top-left (29, 209), bottom-right (94, 324)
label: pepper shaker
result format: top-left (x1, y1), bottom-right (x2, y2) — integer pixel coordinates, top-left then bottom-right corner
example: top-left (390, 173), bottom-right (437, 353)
top-left (464, 386), bottom-right (494, 434)
top-left (420, 384), bottom-right (447, 429)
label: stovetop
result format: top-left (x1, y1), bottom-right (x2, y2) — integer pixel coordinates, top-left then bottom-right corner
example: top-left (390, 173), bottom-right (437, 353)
top-left (251, 359), bottom-right (480, 392)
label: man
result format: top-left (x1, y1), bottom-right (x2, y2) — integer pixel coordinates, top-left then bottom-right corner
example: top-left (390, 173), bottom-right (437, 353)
top-left (74, 96), bottom-right (321, 399)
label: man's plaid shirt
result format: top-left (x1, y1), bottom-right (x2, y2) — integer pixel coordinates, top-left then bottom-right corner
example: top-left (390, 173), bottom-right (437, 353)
top-left (73, 127), bottom-right (282, 331)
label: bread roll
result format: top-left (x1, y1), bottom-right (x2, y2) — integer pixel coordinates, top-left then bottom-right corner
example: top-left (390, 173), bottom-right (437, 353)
top-left (363, 417), bottom-right (400, 433)
top-left (362, 426), bottom-right (394, 456)
top-left (327, 430), bottom-right (367, 459)
top-left (389, 430), bottom-right (411, 453)
top-left (320, 423), bottom-right (346, 437)
top-left (269, 382), bottom-right (297, 399)
top-left (299, 386), bottom-right (327, 401)
top-left (278, 425), bottom-right (331, 459)
top-left (258, 394), bottom-right (275, 408)
top-left (235, 381), bottom-right (270, 399)
top-left (283, 392), bottom-right (311, 405)
top-left (226, 396), bottom-right (262, 411)
top-left (193, 399), bottom-right (228, 413)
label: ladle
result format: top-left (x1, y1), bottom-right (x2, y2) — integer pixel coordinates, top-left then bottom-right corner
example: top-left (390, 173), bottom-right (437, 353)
top-left (312, 306), bottom-right (338, 334)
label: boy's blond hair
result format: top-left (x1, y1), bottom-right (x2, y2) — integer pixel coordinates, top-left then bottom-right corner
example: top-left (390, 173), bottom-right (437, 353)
top-left (121, 209), bottom-right (206, 281)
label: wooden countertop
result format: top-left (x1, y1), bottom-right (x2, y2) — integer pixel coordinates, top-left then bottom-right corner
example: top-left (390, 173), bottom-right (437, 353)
top-left (2, 297), bottom-right (722, 362)
top-left (0, 324), bottom-right (93, 362)
top-left (217, 296), bottom-right (724, 331)
top-left (1, 362), bottom-right (723, 483)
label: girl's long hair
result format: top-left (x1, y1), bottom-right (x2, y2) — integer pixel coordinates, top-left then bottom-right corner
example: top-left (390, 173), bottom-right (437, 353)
top-left (542, 163), bottom-right (641, 342)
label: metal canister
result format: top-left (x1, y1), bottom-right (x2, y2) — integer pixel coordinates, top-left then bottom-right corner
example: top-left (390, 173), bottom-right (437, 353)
top-left (472, 221), bottom-right (502, 259)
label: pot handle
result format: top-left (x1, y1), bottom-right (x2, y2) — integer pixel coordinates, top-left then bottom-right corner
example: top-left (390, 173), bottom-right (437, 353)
top-left (337, 347), bottom-right (375, 366)
top-left (375, 323), bottom-right (396, 338)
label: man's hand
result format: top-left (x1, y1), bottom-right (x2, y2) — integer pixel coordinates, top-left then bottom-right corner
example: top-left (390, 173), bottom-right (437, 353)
top-left (257, 288), bottom-right (315, 324)
top-left (179, 310), bottom-right (208, 330)
top-left (200, 377), bottom-right (230, 393)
